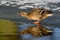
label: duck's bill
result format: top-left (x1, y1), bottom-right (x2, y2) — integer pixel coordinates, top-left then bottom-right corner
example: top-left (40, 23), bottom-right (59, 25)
top-left (47, 14), bottom-right (53, 16)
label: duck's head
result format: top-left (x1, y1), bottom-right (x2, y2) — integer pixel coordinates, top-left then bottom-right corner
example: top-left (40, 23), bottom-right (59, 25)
top-left (31, 8), bottom-right (53, 17)
top-left (39, 9), bottom-right (53, 19)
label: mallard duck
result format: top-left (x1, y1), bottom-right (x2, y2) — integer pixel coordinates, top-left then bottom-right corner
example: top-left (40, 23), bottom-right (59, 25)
top-left (17, 8), bottom-right (53, 26)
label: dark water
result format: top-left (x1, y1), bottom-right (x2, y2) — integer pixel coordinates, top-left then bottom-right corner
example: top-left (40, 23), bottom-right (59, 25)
top-left (0, 6), bottom-right (60, 40)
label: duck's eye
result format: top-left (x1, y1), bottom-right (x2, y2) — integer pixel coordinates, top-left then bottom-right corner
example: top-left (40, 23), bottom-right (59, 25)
top-left (41, 11), bottom-right (44, 15)
top-left (40, 11), bottom-right (44, 15)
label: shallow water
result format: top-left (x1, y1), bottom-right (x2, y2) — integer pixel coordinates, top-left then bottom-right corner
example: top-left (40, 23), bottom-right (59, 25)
top-left (18, 23), bottom-right (60, 40)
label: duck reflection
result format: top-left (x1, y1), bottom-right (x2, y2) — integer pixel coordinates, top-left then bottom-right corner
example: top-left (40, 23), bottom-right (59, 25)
top-left (19, 26), bottom-right (52, 37)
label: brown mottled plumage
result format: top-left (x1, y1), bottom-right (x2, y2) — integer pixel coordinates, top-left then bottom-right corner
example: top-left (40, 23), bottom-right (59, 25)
top-left (19, 8), bottom-right (53, 20)
top-left (18, 8), bottom-right (53, 27)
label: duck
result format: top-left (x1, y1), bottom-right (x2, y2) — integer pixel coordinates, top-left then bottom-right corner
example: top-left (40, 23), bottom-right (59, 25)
top-left (17, 8), bottom-right (53, 28)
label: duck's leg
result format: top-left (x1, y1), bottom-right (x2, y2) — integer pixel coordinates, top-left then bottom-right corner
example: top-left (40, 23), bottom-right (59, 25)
top-left (33, 20), bottom-right (41, 28)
